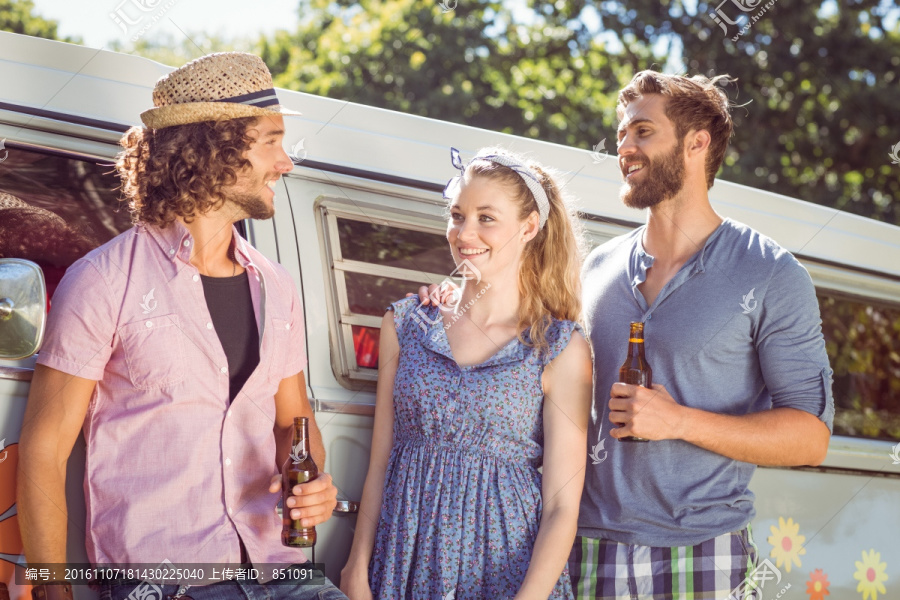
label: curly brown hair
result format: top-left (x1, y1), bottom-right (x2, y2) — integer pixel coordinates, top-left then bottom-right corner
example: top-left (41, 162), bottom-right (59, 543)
top-left (116, 117), bottom-right (258, 227)
top-left (617, 71), bottom-right (735, 189)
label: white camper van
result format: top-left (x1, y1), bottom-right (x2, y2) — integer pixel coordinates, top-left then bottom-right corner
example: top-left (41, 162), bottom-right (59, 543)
top-left (1, 31), bottom-right (898, 599)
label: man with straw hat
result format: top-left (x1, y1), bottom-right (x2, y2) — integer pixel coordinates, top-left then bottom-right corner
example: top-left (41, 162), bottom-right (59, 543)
top-left (18, 52), bottom-right (347, 600)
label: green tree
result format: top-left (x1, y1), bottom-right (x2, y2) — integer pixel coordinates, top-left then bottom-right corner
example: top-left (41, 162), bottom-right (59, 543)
top-left (259, 0), bottom-right (900, 226)
top-left (581, 0), bottom-right (900, 225)
top-left (0, 0), bottom-right (80, 43)
top-left (262, 0), bottom-right (631, 154)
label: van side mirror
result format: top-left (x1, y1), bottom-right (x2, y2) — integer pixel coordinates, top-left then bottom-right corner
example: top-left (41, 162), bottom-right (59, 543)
top-left (0, 258), bottom-right (47, 360)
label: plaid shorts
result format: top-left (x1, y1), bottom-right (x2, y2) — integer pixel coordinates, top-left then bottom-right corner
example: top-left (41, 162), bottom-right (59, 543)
top-left (568, 527), bottom-right (758, 600)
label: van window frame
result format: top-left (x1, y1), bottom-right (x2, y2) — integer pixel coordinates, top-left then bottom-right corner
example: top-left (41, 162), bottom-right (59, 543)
top-left (318, 197), bottom-right (461, 382)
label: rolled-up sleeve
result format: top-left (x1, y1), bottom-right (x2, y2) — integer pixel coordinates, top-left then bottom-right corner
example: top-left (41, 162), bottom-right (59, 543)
top-left (36, 259), bottom-right (115, 381)
top-left (755, 254), bottom-right (835, 431)
top-left (281, 283), bottom-right (307, 379)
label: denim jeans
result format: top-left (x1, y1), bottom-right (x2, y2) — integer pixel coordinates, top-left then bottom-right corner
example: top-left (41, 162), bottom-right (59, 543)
top-left (98, 567), bottom-right (346, 600)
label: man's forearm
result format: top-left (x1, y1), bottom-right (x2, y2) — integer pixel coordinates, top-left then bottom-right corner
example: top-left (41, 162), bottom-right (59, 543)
top-left (677, 406), bottom-right (830, 466)
top-left (307, 417), bottom-right (326, 470)
top-left (17, 452), bottom-right (70, 565)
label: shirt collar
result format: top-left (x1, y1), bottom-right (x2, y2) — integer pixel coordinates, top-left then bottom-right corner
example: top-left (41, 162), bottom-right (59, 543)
top-left (141, 220), bottom-right (255, 270)
top-left (633, 217), bottom-right (731, 275)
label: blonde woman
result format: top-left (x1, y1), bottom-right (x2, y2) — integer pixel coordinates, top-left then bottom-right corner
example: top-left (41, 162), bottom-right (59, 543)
top-left (340, 148), bottom-right (592, 600)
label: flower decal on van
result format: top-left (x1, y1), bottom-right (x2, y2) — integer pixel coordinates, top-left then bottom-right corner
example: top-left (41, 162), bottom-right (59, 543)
top-left (854, 549), bottom-right (888, 600)
top-left (806, 568), bottom-right (830, 600)
top-left (767, 516), bottom-right (805, 573)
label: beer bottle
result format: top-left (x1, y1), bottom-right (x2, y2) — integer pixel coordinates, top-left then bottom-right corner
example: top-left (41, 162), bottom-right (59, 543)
top-left (618, 321), bottom-right (652, 442)
top-left (282, 416), bottom-right (318, 547)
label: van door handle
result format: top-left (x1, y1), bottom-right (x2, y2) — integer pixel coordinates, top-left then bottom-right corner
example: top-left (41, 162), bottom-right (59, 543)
top-left (333, 500), bottom-right (359, 513)
top-left (0, 366), bottom-right (33, 381)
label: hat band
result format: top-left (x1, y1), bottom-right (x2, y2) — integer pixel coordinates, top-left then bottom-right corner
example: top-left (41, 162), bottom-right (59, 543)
top-left (214, 88), bottom-right (280, 108)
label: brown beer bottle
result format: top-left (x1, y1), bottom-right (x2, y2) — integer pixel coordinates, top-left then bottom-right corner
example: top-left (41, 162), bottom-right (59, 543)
top-left (618, 321), bottom-right (652, 443)
top-left (282, 416), bottom-right (318, 547)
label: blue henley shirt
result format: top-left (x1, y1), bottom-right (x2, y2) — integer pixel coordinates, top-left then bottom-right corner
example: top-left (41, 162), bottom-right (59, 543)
top-left (578, 217), bottom-right (834, 547)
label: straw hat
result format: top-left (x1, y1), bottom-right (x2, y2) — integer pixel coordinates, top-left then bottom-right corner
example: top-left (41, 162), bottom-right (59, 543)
top-left (140, 52), bottom-right (300, 129)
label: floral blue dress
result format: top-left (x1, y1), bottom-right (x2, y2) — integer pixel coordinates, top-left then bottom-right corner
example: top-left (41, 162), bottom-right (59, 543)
top-left (369, 297), bottom-right (579, 600)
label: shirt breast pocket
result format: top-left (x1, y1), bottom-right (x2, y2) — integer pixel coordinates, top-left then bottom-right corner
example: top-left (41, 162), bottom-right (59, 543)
top-left (118, 314), bottom-right (186, 390)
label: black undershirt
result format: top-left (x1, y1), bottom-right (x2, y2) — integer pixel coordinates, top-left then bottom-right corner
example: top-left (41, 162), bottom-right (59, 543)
top-left (200, 271), bottom-right (260, 403)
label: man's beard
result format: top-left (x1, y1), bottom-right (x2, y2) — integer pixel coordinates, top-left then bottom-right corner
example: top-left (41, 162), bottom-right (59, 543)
top-left (620, 138), bottom-right (686, 210)
top-left (226, 185), bottom-right (274, 220)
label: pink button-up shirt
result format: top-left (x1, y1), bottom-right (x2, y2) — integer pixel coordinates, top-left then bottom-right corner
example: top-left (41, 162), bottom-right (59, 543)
top-left (37, 221), bottom-right (308, 568)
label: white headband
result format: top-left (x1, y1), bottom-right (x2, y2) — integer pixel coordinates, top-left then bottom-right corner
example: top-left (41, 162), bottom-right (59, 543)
top-left (443, 147), bottom-right (550, 229)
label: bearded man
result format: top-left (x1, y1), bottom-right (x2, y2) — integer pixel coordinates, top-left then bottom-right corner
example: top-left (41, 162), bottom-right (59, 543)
top-left (18, 52), bottom-right (346, 600)
top-left (569, 70), bottom-right (834, 600)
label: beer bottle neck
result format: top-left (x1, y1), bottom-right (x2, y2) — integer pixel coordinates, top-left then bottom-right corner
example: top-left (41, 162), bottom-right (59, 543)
top-left (627, 338), bottom-right (645, 357)
top-left (292, 418), bottom-right (310, 448)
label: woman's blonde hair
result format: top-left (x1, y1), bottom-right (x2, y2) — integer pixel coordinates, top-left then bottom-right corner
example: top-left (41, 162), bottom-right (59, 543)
top-left (459, 148), bottom-right (586, 352)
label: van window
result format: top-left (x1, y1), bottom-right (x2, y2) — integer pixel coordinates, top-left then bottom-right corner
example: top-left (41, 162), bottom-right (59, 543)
top-left (0, 147), bottom-right (132, 299)
top-left (324, 206), bottom-right (455, 379)
top-left (819, 292), bottom-right (900, 441)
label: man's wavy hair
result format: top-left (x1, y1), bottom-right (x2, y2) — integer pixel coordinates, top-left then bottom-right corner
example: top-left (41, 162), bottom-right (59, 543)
top-left (617, 71), bottom-right (735, 189)
top-left (116, 117), bottom-right (258, 227)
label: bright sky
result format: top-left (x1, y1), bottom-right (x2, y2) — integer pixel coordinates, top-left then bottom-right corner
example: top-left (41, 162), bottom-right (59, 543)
top-left (32, 0), bottom-right (299, 50)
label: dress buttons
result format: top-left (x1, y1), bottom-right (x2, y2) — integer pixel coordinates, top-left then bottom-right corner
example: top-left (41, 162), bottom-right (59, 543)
top-left (183, 240), bottom-right (190, 247)
top-left (168, 248), bottom-right (175, 255)
top-left (226, 409), bottom-right (232, 418)
top-left (220, 366), bottom-right (227, 374)
top-left (207, 322), bottom-right (213, 330)
top-left (192, 274), bottom-right (200, 282)
top-left (225, 458), bottom-right (232, 466)
top-left (145, 321), bottom-right (153, 328)
top-left (228, 507), bottom-right (234, 515)
top-left (285, 323), bottom-right (291, 330)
